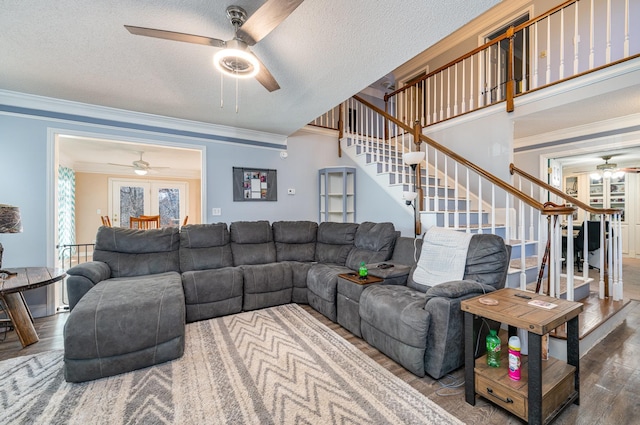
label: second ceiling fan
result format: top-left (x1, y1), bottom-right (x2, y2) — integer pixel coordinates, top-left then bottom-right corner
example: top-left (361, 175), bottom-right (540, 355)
top-left (124, 0), bottom-right (304, 92)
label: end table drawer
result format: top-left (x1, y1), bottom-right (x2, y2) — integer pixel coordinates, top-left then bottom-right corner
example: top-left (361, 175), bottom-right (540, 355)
top-left (476, 375), bottom-right (526, 419)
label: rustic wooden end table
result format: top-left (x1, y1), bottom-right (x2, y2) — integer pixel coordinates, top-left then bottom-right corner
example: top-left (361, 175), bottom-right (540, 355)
top-left (461, 288), bottom-right (583, 425)
top-left (0, 267), bottom-right (66, 347)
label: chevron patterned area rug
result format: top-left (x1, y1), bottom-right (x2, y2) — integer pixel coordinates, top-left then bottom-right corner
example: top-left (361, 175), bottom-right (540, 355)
top-left (1, 304), bottom-right (461, 424)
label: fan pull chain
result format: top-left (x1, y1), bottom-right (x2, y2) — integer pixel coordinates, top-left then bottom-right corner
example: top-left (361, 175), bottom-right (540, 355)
top-left (235, 71), bottom-right (239, 113)
top-left (220, 73), bottom-right (224, 108)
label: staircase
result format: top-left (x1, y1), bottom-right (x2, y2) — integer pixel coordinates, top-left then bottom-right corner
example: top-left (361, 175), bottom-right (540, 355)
top-left (343, 133), bottom-right (560, 293)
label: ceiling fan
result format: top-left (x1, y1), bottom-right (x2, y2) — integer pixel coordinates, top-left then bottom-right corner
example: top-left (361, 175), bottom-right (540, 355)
top-left (109, 152), bottom-right (168, 175)
top-left (591, 155), bottom-right (640, 178)
top-left (124, 0), bottom-right (304, 92)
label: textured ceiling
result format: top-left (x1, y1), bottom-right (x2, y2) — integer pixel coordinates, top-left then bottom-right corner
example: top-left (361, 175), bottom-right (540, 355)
top-left (0, 0), bottom-right (500, 136)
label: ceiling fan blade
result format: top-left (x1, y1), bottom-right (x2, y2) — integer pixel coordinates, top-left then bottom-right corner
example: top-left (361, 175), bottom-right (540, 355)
top-left (108, 163), bottom-right (134, 168)
top-left (125, 25), bottom-right (226, 48)
top-left (251, 53), bottom-right (280, 92)
top-left (236, 0), bottom-right (304, 46)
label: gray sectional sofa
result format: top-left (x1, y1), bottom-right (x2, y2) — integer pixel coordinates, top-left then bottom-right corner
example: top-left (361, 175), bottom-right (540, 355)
top-left (64, 220), bottom-right (509, 383)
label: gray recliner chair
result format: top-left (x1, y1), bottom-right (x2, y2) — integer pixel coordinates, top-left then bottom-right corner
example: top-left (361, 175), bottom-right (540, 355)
top-left (359, 232), bottom-right (510, 379)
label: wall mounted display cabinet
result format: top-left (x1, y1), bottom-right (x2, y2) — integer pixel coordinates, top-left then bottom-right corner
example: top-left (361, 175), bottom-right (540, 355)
top-left (319, 167), bottom-right (356, 223)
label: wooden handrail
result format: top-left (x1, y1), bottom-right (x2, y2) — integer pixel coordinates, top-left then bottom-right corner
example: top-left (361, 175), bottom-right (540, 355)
top-left (352, 95), bottom-right (575, 217)
top-left (385, 0), bottom-right (579, 100)
top-left (509, 163), bottom-right (623, 216)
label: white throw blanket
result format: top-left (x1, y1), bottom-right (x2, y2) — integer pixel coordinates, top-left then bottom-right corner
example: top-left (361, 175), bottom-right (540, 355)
top-left (412, 226), bottom-right (473, 289)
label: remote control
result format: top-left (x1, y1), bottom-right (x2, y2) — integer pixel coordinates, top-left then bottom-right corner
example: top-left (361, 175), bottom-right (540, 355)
top-left (514, 293), bottom-right (532, 299)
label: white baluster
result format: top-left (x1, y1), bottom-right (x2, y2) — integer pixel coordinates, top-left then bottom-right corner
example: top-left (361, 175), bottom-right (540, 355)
top-left (606, 0), bottom-right (612, 63)
top-left (573, 1), bottom-right (580, 75)
top-left (559, 8), bottom-right (566, 79)
top-left (624, 0), bottom-right (630, 57)
top-left (477, 175), bottom-right (483, 234)
top-left (566, 215), bottom-right (575, 301)
top-left (589, 0), bottom-right (595, 69)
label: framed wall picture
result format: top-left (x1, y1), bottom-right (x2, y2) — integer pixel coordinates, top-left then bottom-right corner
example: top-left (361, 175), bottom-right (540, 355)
top-left (232, 167), bottom-right (277, 201)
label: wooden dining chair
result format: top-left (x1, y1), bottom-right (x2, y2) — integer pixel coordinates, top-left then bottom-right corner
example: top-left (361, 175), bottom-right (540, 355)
top-left (130, 215), bottom-right (160, 229)
top-left (182, 216), bottom-right (189, 226)
top-left (101, 216), bottom-right (112, 227)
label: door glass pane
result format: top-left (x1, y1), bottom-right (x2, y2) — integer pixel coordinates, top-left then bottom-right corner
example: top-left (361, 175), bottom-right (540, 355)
top-left (158, 188), bottom-right (180, 227)
top-left (120, 186), bottom-right (145, 228)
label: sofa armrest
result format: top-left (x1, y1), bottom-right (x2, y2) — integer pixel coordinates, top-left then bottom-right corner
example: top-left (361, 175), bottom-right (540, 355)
top-left (66, 261), bottom-right (111, 310)
top-left (424, 279), bottom-right (496, 299)
top-left (67, 261), bottom-right (111, 283)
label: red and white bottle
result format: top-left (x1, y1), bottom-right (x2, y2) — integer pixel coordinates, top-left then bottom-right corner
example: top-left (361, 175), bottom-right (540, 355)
top-left (508, 336), bottom-right (521, 381)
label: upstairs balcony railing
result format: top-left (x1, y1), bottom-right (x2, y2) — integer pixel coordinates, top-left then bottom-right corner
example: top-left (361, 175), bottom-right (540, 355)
top-left (310, 0), bottom-right (639, 131)
top-left (385, 0), bottom-right (639, 130)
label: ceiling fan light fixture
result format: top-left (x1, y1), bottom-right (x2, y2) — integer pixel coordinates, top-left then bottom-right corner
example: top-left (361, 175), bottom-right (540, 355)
top-left (134, 168), bottom-right (148, 176)
top-left (213, 40), bottom-right (260, 79)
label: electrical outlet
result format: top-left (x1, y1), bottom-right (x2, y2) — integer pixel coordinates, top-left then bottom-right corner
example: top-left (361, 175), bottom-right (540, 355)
top-left (287, 188), bottom-right (295, 195)
top-left (212, 208), bottom-right (222, 216)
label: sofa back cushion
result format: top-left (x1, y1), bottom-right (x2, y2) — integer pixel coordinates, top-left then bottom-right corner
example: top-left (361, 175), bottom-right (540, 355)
top-left (314, 222), bottom-right (358, 266)
top-left (93, 226), bottom-right (180, 278)
top-left (179, 223), bottom-right (233, 271)
top-left (272, 221), bottom-right (318, 262)
top-left (345, 222), bottom-right (397, 270)
top-left (406, 233), bottom-right (509, 292)
top-left (230, 220), bottom-right (276, 265)
top-left (462, 233), bottom-right (510, 289)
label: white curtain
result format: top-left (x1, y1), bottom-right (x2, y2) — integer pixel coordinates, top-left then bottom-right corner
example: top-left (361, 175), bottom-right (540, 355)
top-left (58, 165), bottom-right (76, 258)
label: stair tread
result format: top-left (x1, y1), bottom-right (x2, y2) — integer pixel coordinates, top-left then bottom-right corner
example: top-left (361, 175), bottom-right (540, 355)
top-left (525, 276), bottom-right (593, 293)
top-left (509, 256), bottom-right (539, 271)
top-left (506, 239), bottom-right (538, 245)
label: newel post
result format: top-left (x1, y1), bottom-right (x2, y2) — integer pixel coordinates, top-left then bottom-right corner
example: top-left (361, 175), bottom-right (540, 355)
top-left (337, 103), bottom-right (344, 157)
top-left (413, 120), bottom-right (424, 235)
top-left (506, 26), bottom-right (515, 113)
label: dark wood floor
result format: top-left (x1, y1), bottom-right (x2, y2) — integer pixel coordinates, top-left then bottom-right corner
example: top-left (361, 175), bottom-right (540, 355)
top-left (2, 259), bottom-right (639, 424)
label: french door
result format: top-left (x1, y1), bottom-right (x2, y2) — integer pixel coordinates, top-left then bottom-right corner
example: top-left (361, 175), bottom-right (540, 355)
top-left (109, 178), bottom-right (188, 228)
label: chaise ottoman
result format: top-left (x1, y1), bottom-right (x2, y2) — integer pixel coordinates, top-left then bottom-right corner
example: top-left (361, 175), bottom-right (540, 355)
top-left (63, 272), bottom-right (185, 382)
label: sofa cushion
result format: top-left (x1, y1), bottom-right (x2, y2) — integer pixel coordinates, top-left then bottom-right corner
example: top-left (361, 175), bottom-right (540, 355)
top-left (242, 263), bottom-right (293, 311)
top-left (407, 233), bottom-right (509, 292)
top-left (314, 222), bottom-right (358, 266)
top-left (345, 222), bottom-right (397, 270)
top-left (182, 267), bottom-right (243, 322)
top-left (93, 227), bottom-right (180, 278)
top-left (179, 223), bottom-right (233, 271)
top-left (359, 285), bottom-right (430, 377)
top-left (306, 263), bottom-right (352, 321)
top-left (273, 221), bottom-right (318, 262)
top-left (463, 233), bottom-right (510, 289)
top-left (230, 221), bottom-right (276, 265)
top-left (63, 272), bottom-right (185, 382)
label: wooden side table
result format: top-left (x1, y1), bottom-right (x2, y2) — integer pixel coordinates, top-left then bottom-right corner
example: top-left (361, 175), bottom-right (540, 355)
top-left (0, 267), bottom-right (66, 347)
top-left (461, 288), bottom-right (583, 425)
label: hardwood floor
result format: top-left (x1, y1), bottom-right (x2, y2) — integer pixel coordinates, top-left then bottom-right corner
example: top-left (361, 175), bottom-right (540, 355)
top-left (2, 258), bottom-right (639, 424)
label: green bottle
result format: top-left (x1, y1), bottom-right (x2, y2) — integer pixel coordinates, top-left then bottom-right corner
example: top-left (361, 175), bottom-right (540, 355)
top-left (358, 261), bottom-right (368, 279)
top-left (486, 329), bottom-right (501, 367)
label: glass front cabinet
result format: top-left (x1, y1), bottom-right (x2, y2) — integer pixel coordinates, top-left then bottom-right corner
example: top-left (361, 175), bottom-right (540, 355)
top-left (589, 174), bottom-right (625, 222)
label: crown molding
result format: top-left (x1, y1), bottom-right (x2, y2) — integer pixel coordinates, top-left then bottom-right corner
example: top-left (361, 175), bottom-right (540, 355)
top-left (0, 89), bottom-right (288, 148)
